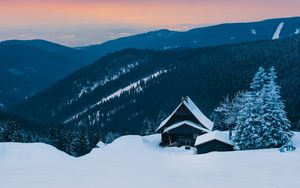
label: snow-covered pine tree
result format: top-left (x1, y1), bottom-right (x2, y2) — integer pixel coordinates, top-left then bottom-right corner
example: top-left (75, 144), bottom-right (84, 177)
top-left (213, 91), bottom-right (248, 138)
top-left (234, 67), bottom-right (293, 150)
top-left (224, 91), bottom-right (249, 139)
top-left (213, 96), bottom-right (232, 131)
top-left (48, 128), bottom-right (67, 151)
top-left (156, 111), bottom-right (167, 127)
top-left (66, 131), bottom-right (76, 155)
top-left (105, 132), bottom-right (120, 144)
top-left (250, 67), bottom-right (268, 92)
top-left (259, 67), bottom-right (293, 147)
top-left (0, 121), bottom-right (6, 141)
top-left (4, 120), bottom-right (23, 142)
top-left (69, 134), bottom-right (80, 156)
top-left (69, 131), bottom-right (91, 156)
top-left (234, 67), bottom-right (268, 150)
top-left (233, 91), bottom-right (262, 150)
top-left (227, 91), bottom-right (246, 126)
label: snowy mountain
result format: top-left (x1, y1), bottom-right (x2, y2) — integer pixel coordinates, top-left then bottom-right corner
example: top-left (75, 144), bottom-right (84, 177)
top-left (13, 36), bottom-right (300, 140)
top-left (82, 17), bottom-right (300, 57)
top-left (1, 132), bottom-right (300, 188)
top-left (0, 40), bottom-right (98, 108)
top-left (2, 17), bottom-right (299, 109)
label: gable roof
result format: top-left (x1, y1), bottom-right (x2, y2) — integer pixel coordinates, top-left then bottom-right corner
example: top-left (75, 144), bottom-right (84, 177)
top-left (156, 96), bottom-right (214, 132)
top-left (194, 131), bottom-right (233, 146)
top-left (163, 120), bottom-right (211, 133)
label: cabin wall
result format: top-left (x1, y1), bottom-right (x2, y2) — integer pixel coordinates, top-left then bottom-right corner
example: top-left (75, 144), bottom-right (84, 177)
top-left (161, 124), bottom-right (207, 147)
top-left (161, 133), bottom-right (171, 146)
top-left (161, 133), bottom-right (196, 147)
top-left (196, 140), bottom-right (234, 154)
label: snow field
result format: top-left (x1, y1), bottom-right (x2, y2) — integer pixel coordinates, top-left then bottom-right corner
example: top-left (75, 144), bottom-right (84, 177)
top-left (0, 133), bottom-right (300, 188)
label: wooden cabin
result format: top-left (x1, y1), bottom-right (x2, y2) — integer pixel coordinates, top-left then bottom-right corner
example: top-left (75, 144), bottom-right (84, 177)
top-left (156, 96), bottom-right (213, 147)
top-left (194, 131), bottom-right (234, 154)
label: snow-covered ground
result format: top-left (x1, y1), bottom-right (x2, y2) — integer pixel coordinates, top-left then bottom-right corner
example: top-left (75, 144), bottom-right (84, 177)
top-left (1, 132), bottom-right (300, 188)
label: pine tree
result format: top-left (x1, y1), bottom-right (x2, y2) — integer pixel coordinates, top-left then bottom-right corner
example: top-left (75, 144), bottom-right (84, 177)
top-left (0, 121), bottom-right (6, 141)
top-left (156, 111), bottom-right (167, 126)
top-left (259, 67), bottom-right (293, 147)
top-left (48, 128), bottom-right (65, 150)
top-left (69, 134), bottom-right (80, 156)
top-left (140, 118), bottom-right (156, 135)
top-left (227, 91), bottom-right (246, 126)
top-left (69, 131), bottom-right (91, 157)
top-left (234, 67), bottom-right (268, 149)
top-left (24, 134), bottom-right (33, 143)
top-left (234, 67), bottom-right (293, 150)
top-left (250, 67), bottom-right (267, 92)
top-left (234, 91), bottom-right (262, 150)
top-left (6, 120), bottom-right (22, 142)
top-left (105, 132), bottom-right (120, 144)
top-left (66, 131), bottom-right (76, 155)
top-left (214, 91), bottom-right (247, 137)
top-left (213, 96), bottom-right (232, 131)
top-left (79, 130), bottom-right (90, 154)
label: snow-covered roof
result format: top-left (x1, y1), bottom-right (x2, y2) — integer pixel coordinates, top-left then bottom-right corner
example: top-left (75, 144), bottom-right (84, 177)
top-left (194, 131), bottom-right (233, 146)
top-left (163, 120), bottom-right (211, 133)
top-left (156, 96), bottom-right (214, 132)
top-left (96, 141), bottom-right (105, 148)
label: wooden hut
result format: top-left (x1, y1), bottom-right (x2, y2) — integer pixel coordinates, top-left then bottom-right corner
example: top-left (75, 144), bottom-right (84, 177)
top-left (194, 131), bottom-right (234, 154)
top-left (156, 96), bottom-right (213, 147)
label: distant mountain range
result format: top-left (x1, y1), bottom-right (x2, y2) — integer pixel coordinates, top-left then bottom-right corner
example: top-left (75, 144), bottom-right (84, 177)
top-left (1, 16), bottom-right (300, 110)
top-left (81, 17), bottom-right (300, 57)
top-left (0, 40), bottom-right (98, 108)
top-left (13, 35), bottom-right (300, 139)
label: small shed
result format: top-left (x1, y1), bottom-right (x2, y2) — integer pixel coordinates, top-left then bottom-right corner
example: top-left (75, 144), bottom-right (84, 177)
top-left (194, 131), bottom-right (234, 154)
top-left (278, 142), bottom-right (296, 152)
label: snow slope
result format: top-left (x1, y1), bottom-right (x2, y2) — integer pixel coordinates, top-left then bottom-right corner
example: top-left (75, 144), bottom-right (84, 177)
top-left (64, 70), bottom-right (168, 123)
top-left (1, 133), bottom-right (300, 188)
top-left (272, 22), bottom-right (284, 40)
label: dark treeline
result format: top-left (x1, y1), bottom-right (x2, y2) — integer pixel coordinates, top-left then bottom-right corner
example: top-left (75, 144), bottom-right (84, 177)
top-left (0, 111), bottom-right (103, 156)
top-left (8, 36), bottom-right (300, 156)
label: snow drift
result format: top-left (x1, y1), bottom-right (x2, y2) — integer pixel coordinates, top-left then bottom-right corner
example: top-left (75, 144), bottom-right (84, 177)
top-left (1, 133), bottom-right (300, 188)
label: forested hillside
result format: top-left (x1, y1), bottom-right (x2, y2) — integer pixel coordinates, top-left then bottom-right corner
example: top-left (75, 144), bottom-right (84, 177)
top-left (2, 17), bottom-right (300, 109)
top-left (14, 36), bottom-right (300, 142)
top-left (0, 40), bottom-right (98, 108)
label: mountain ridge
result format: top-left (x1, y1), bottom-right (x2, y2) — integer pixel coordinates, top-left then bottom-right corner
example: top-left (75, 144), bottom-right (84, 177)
top-left (81, 17), bottom-right (300, 57)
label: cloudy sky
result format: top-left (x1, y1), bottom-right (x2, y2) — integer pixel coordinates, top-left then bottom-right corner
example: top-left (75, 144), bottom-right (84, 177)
top-left (0, 0), bottom-right (299, 46)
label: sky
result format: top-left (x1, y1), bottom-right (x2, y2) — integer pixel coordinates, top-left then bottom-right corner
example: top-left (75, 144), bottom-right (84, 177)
top-left (0, 0), bottom-right (299, 46)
